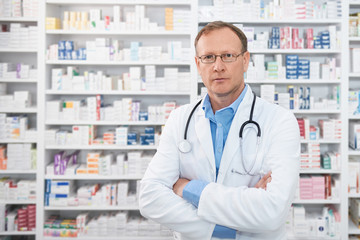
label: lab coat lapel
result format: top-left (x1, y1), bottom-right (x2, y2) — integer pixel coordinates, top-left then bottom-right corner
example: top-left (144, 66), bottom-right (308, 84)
top-left (194, 103), bottom-right (216, 178)
top-left (217, 87), bottom-right (253, 184)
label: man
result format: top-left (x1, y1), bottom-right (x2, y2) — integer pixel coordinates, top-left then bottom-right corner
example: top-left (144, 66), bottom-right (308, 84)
top-left (139, 21), bottom-right (300, 240)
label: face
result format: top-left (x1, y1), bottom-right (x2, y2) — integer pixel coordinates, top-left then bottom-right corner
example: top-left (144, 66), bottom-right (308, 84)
top-left (195, 27), bottom-right (250, 101)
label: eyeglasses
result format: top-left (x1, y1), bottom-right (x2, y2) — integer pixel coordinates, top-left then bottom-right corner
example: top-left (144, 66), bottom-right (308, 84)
top-left (197, 51), bottom-right (246, 64)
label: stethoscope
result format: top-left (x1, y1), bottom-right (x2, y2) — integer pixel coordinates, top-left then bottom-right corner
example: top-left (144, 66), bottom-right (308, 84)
top-left (178, 91), bottom-right (263, 176)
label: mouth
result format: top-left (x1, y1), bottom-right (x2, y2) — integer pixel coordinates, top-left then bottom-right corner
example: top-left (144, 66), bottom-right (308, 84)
top-left (213, 78), bottom-right (227, 81)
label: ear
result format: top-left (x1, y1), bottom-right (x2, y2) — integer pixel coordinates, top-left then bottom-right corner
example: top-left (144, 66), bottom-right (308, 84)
top-left (243, 51), bottom-right (250, 72)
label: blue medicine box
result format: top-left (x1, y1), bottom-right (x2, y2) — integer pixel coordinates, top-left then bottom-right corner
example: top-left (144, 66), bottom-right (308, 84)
top-left (139, 111), bottom-right (148, 121)
top-left (127, 133), bottom-right (137, 145)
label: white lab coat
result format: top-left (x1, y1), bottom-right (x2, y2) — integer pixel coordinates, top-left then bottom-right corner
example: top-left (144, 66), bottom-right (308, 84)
top-left (139, 85), bottom-right (300, 240)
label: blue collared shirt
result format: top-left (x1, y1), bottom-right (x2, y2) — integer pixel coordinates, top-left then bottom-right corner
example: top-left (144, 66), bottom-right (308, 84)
top-left (183, 85), bottom-right (248, 239)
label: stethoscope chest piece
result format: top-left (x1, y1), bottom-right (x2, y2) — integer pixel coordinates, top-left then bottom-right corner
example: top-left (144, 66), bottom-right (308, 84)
top-left (178, 140), bottom-right (192, 153)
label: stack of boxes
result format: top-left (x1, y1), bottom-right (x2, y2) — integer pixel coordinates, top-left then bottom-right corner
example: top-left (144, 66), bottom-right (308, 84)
top-left (165, 8), bottom-right (173, 31)
top-left (299, 175), bottom-right (325, 200)
top-left (7, 144), bottom-right (33, 170)
top-left (318, 119), bottom-right (341, 140)
top-left (164, 68), bottom-right (178, 92)
top-left (300, 143), bottom-right (321, 169)
top-left (44, 180), bottom-right (74, 207)
top-left (87, 152), bottom-right (101, 175)
top-left (298, 59), bottom-right (310, 79)
top-left (18, 205), bottom-right (36, 231)
top-left (5, 205), bottom-right (36, 232)
top-left (45, 17), bottom-right (61, 30)
top-left (268, 27), bottom-right (280, 49)
top-left (23, 0), bottom-right (38, 18)
top-left (280, 27), bottom-right (292, 49)
top-left (291, 28), bottom-right (302, 49)
top-left (351, 48), bottom-right (360, 74)
top-left (286, 55), bottom-right (298, 79)
top-left (350, 122), bottom-right (360, 150)
top-left (0, 146), bottom-right (6, 170)
top-left (292, 205), bottom-right (307, 237)
top-left (140, 127), bottom-right (155, 146)
top-left (43, 216), bottom-right (78, 237)
top-left (173, 9), bottom-right (191, 32)
top-left (349, 13), bottom-right (360, 37)
top-left (299, 176), bottom-right (313, 199)
top-left (0, 179), bottom-right (36, 200)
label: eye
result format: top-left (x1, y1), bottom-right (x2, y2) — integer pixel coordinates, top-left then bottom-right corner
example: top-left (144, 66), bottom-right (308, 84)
top-left (223, 53), bottom-right (233, 58)
top-left (204, 55), bottom-right (214, 60)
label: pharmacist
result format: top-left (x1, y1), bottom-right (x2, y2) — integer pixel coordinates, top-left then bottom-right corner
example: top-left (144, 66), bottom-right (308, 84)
top-left (139, 21), bottom-right (300, 240)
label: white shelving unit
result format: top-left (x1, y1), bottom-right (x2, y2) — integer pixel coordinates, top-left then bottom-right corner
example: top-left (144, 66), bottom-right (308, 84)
top-left (348, 0), bottom-right (360, 238)
top-left (40, 0), bottom-right (197, 239)
top-left (198, 0), bottom-right (348, 239)
top-left (0, 6), bottom-right (42, 240)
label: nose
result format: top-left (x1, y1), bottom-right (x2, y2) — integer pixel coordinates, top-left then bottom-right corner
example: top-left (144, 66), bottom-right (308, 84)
top-left (213, 56), bottom-right (225, 72)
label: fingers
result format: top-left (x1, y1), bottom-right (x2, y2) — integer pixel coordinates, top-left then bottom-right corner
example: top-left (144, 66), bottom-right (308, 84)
top-left (255, 171), bottom-right (272, 189)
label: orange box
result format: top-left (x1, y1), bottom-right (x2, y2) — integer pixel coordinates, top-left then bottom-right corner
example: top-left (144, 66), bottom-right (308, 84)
top-left (87, 163), bottom-right (98, 169)
top-left (0, 158), bottom-right (7, 170)
top-left (87, 169), bottom-right (99, 174)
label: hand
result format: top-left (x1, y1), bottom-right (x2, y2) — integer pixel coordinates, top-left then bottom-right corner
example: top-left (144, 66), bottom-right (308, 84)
top-left (173, 178), bottom-right (190, 198)
top-left (254, 171), bottom-right (272, 190)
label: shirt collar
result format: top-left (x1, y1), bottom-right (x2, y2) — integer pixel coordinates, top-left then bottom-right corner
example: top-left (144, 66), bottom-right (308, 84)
top-left (202, 84), bottom-right (248, 119)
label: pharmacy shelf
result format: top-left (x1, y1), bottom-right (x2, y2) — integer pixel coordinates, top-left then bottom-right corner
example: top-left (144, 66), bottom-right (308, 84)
top-left (348, 193), bottom-right (360, 198)
top-left (349, 218), bottom-right (360, 235)
top-left (349, 73), bottom-right (360, 78)
top-left (199, 19), bottom-right (342, 25)
top-left (0, 108), bottom-right (37, 113)
top-left (350, 1), bottom-right (360, 6)
top-left (45, 90), bottom-right (190, 96)
top-left (44, 205), bottom-right (139, 211)
top-left (0, 48), bottom-right (37, 53)
top-left (299, 169), bottom-right (341, 174)
top-left (300, 139), bottom-right (341, 144)
top-left (0, 200), bottom-right (36, 205)
top-left (46, 30), bottom-right (191, 36)
top-left (0, 17), bottom-right (37, 22)
top-left (349, 115), bottom-right (360, 120)
top-left (0, 139), bottom-right (37, 143)
top-left (0, 170), bottom-right (36, 174)
top-left (43, 237), bottom-right (172, 240)
top-left (292, 109), bottom-right (340, 114)
top-left (46, 60), bottom-right (190, 66)
top-left (287, 235), bottom-right (340, 240)
top-left (349, 37), bottom-right (360, 42)
top-left (45, 121), bottom-right (165, 126)
top-left (348, 150), bottom-right (360, 156)
top-left (46, 0), bottom-right (190, 5)
top-left (249, 49), bottom-right (341, 54)
top-left (0, 78), bottom-right (37, 83)
top-left (45, 174), bottom-right (143, 180)
top-left (246, 79), bottom-right (341, 84)
top-left (45, 145), bottom-right (157, 150)
top-left (292, 199), bottom-right (341, 204)
top-left (0, 231), bottom-right (36, 236)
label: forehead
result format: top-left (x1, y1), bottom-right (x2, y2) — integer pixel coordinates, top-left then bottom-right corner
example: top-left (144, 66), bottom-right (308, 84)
top-left (197, 27), bottom-right (243, 54)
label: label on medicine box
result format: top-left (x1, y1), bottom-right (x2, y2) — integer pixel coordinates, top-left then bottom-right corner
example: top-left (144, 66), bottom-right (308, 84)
top-left (139, 111), bottom-right (148, 121)
top-left (286, 55), bottom-right (299, 62)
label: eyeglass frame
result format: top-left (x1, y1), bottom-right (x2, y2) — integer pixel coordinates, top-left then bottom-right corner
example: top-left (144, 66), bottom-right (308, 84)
top-left (197, 51), bottom-right (247, 64)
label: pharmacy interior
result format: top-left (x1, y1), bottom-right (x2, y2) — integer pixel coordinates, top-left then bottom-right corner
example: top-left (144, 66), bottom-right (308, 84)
top-left (0, 0), bottom-right (360, 239)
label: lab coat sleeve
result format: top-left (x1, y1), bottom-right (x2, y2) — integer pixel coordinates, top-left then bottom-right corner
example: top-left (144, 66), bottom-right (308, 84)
top-left (197, 109), bottom-right (300, 233)
top-left (139, 108), bottom-right (214, 240)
